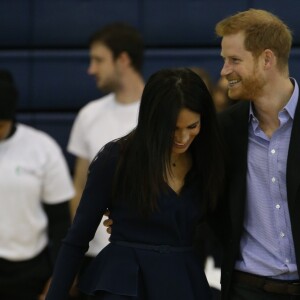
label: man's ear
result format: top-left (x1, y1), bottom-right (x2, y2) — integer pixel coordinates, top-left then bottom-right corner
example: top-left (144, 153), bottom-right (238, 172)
top-left (117, 51), bottom-right (131, 68)
top-left (263, 49), bottom-right (275, 69)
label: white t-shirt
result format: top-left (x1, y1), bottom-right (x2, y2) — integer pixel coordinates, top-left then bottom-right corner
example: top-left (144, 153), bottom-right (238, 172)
top-left (68, 93), bottom-right (140, 256)
top-left (0, 124), bottom-right (75, 261)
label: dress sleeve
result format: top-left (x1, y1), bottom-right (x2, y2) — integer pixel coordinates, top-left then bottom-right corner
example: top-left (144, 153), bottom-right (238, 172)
top-left (46, 141), bottom-right (119, 300)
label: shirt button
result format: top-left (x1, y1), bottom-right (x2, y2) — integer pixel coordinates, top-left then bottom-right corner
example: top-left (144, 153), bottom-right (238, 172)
top-left (271, 149), bottom-right (276, 154)
top-left (280, 232), bottom-right (285, 238)
top-left (285, 259), bottom-right (290, 263)
top-left (272, 177), bottom-right (276, 183)
top-left (275, 204), bottom-right (281, 209)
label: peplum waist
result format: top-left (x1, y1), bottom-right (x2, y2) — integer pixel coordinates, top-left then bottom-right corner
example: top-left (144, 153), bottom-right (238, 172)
top-left (112, 240), bottom-right (194, 253)
top-left (79, 241), bottom-right (211, 299)
top-left (79, 243), bottom-right (139, 296)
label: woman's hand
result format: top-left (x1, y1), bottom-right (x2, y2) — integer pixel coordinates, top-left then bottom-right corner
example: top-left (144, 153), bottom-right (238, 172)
top-left (103, 209), bottom-right (113, 234)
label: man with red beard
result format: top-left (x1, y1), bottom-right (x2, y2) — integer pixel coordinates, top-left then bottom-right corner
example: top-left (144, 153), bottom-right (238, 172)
top-left (215, 9), bottom-right (300, 300)
top-left (103, 9), bottom-right (300, 300)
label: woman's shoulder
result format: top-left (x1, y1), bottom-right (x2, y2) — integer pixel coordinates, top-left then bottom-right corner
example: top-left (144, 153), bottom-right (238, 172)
top-left (100, 140), bottom-right (121, 156)
top-left (89, 140), bottom-right (121, 172)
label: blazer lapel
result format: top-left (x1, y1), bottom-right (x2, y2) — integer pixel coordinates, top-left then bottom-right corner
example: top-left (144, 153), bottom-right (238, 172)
top-left (287, 97), bottom-right (300, 205)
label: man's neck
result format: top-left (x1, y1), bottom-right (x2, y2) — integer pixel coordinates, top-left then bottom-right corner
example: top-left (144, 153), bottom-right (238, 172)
top-left (114, 71), bottom-right (144, 104)
top-left (252, 77), bottom-right (294, 137)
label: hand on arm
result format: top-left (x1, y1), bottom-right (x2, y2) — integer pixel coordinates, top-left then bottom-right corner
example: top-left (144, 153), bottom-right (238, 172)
top-left (103, 209), bottom-right (113, 234)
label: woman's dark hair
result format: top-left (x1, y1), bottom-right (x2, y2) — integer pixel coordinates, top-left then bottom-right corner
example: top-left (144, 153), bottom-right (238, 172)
top-left (113, 68), bottom-right (224, 215)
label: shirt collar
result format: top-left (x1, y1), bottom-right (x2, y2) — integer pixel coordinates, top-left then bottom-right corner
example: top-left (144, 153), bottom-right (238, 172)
top-left (248, 77), bottom-right (299, 123)
top-left (284, 78), bottom-right (298, 119)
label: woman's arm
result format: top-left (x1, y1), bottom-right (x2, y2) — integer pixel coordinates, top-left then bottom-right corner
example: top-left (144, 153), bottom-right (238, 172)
top-left (46, 142), bottom-right (119, 300)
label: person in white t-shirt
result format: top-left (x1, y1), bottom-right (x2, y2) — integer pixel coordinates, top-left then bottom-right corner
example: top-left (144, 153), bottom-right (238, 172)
top-left (0, 70), bottom-right (75, 300)
top-left (67, 23), bottom-right (144, 298)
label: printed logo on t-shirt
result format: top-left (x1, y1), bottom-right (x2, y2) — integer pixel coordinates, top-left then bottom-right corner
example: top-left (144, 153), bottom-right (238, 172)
top-left (15, 166), bottom-right (39, 177)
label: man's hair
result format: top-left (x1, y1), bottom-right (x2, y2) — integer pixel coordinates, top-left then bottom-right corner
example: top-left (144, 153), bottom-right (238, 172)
top-left (89, 22), bottom-right (144, 73)
top-left (215, 9), bottom-right (293, 72)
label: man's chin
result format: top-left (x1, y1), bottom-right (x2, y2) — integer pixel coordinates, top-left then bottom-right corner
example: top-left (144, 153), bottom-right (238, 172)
top-left (228, 91), bottom-right (239, 100)
top-left (99, 85), bottom-right (112, 93)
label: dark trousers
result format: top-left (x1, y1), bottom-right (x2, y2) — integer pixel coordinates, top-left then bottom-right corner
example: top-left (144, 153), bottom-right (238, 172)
top-left (230, 281), bottom-right (300, 300)
top-left (0, 248), bottom-right (52, 300)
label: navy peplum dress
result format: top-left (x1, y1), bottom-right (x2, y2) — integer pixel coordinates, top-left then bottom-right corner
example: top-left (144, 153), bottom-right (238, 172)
top-left (46, 141), bottom-right (212, 300)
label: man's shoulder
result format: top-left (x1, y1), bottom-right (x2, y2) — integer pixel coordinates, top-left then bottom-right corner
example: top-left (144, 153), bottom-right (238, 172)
top-left (78, 93), bottom-right (115, 116)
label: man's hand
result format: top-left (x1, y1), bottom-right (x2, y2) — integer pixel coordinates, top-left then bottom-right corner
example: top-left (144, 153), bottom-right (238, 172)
top-left (103, 209), bottom-right (113, 234)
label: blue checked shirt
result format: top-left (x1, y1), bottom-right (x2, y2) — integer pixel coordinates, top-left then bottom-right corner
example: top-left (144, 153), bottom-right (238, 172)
top-left (235, 79), bottom-right (299, 280)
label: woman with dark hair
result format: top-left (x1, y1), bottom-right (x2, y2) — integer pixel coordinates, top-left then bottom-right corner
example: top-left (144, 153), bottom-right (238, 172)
top-left (46, 68), bottom-right (225, 300)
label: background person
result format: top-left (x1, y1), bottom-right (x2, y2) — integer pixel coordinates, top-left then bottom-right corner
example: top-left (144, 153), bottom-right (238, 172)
top-left (0, 70), bottom-right (74, 300)
top-left (67, 23), bottom-right (145, 299)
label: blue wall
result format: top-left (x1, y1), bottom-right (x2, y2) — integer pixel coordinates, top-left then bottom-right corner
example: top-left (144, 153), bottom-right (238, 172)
top-left (1, 0), bottom-right (299, 169)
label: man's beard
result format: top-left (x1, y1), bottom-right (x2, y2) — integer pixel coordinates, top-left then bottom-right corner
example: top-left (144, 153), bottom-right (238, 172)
top-left (99, 80), bottom-right (118, 94)
top-left (228, 68), bottom-right (265, 101)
